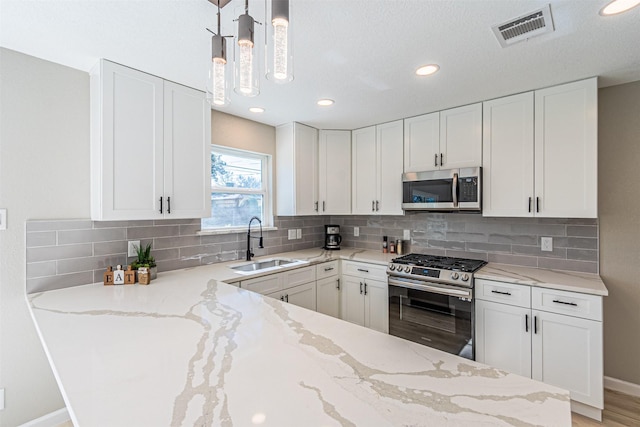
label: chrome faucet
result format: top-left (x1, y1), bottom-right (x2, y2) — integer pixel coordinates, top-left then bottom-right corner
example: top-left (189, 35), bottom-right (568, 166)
top-left (246, 216), bottom-right (264, 261)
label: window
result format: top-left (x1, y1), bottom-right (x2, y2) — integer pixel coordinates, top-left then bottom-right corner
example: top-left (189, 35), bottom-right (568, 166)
top-left (201, 145), bottom-right (272, 230)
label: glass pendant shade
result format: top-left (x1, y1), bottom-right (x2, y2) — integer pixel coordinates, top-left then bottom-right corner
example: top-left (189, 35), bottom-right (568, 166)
top-left (266, 0), bottom-right (293, 83)
top-left (234, 13), bottom-right (260, 97)
top-left (208, 34), bottom-right (229, 106)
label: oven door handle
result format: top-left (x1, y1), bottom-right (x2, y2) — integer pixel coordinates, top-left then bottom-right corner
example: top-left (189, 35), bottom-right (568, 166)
top-left (388, 277), bottom-right (472, 299)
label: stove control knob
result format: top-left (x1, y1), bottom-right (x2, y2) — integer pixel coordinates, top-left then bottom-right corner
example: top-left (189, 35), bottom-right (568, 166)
top-left (389, 264), bottom-right (396, 271)
top-left (404, 266), bottom-right (411, 273)
top-left (461, 273), bottom-right (470, 282)
top-left (451, 272), bottom-right (459, 280)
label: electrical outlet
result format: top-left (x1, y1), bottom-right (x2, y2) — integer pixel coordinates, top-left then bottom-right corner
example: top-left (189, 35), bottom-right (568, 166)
top-left (296, 229), bottom-right (302, 239)
top-left (541, 237), bottom-right (553, 252)
top-left (128, 240), bottom-right (140, 257)
top-left (0, 208), bottom-right (7, 230)
top-left (403, 229), bottom-right (410, 240)
top-left (288, 229), bottom-right (296, 240)
top-left (354, 226), bottom-right (359, 237)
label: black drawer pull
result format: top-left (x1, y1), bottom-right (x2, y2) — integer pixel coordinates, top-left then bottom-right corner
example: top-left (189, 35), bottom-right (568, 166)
top-left (491, 290), bottom-right (512, 296)
top-left (525, 314), bottom-right (529, 332)
top-left (553, 299), bottom-right (578, 307)
top-left (159, 196), bottom-right (163, 214)
top-left (357, 268), bottom-right (369, 273)
top-left (324, 267), bottom-right (334, 271)
top-left (167, 196), bottom-right (171, 214)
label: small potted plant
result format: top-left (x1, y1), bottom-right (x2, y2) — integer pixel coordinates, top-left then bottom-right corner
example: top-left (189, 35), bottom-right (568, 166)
top-left (132, 243), bottom-right (157, 280)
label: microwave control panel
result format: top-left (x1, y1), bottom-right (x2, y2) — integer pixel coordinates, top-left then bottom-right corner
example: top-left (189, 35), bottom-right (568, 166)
top-left (458, 177), bottom-right (478, 202)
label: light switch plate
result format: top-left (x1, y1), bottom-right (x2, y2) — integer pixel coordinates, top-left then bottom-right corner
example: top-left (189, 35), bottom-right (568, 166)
top-left (296, 229), bottom-right (302, 239)
top-left (0, 209), bottom-right (6, 230)
top-left (541, 237), bottom-right (553, 252)
top-left (288, 229), bottom-right (296, 240)
top-left (128, 240), bottom-right (140, 257)
top-left (403, 229), bottom-right (410, 240)
top-left (354, 226), bottom-right (359, 237)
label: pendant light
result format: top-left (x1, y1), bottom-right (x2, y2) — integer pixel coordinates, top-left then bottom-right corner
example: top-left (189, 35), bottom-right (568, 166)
top-left (266, 0), bottom-right (293, 83)
top-left (234, 0), bottom-right (260, 96)
top-left (207, 3), bottom-right (229, 106)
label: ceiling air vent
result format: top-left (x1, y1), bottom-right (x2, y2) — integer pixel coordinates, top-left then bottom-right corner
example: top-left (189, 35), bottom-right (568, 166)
top-left (492, 4), bottom-right (555, 48)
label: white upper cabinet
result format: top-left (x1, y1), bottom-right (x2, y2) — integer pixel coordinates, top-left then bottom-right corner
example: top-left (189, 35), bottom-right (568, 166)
top-left (276, 122), bottom-right (319, 216)
top-left (404, 112), bottom-right (440, 172)
top-left (352, 121), bottom-right (403, 215)
top-left (483, 78), bottom-right (597, 218)
top-left (535, 78), bottom-right (598, 218)
top-left (439, 103), bottom-right (483, 170)
top-left (90, 60), bottom-right (210, 221)
top-left (318, 130), bottom-right (351, 214)
top-left (482, 92), bottom-right (535, 217)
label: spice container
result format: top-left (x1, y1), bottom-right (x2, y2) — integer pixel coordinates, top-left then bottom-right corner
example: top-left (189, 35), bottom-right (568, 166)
top-left (383, 236), bottom-right (388, 253)
top-left (396, 239), bottom-right (404, 255)
top-left (389, 240), bottom-right (396, 253)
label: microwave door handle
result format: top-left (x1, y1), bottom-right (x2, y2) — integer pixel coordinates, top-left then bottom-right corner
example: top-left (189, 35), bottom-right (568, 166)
top-left (452, 173), bottom-right (459, 207)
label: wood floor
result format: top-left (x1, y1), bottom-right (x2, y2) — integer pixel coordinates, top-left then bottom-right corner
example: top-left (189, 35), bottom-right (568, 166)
top-left (572, 389), bottom-right (640, 426)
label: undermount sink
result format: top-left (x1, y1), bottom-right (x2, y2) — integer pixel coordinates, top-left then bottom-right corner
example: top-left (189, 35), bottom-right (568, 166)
top-left (229, 258), bottom-right (302, 273)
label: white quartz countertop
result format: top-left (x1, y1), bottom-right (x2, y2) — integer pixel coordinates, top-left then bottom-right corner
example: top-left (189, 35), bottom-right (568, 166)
top-left (477, 263), bottom-right (608, 296)
top-left (28, 249), bottom-right (572, 427)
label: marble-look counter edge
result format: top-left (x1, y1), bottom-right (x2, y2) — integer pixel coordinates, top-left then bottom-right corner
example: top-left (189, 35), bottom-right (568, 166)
top-left (476, 263), bottom-right (608, 296)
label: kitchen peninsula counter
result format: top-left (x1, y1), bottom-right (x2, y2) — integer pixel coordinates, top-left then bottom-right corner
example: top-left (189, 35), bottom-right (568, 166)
top-left (28, 252), bottom-right (572, 426)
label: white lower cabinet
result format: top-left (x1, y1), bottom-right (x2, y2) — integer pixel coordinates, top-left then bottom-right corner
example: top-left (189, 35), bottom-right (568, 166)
top-left (475, 279), bottom-right (603, 420)
top-left (268, 282), bottom-right (316, 311)
top-left (341, 261), bottom-right (389, 333)
top-left (316, 261), bottom-right (341, 318)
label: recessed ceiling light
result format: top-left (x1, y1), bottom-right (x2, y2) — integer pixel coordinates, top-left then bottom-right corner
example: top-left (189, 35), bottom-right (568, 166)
top-left (600, 0), bottom-right (640, 15)
top-left (317, 99), bottom-right (334, 106)
top-left (249, 107), bottom-right (265, 113)
top-left (415, 64), bottom-right (440, 76)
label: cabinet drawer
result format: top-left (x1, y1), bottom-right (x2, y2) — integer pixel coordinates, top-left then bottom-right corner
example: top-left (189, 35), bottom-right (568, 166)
top-left (240, 274), bottom-right (281, 295)
top-left (316, 261), bottom-right (339, 280)
top-left (475, 279), bottom-right (531, 308)
top-left (532, 287), bottom-right (602, 321)
top-left (342, 261), bottom-right (387, 281)
top-left (282, 266), bottom-right (316, 289)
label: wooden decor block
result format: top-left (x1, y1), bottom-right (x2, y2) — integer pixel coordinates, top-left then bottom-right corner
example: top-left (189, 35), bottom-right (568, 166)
top-left (138, 267), bottom-right (151, 285)
top-left (113, 265), bottom-right (125, 285)
top-left (124, 265), bottom-right (136, 285)
top-left (103, 266), bottom-right (114, 286)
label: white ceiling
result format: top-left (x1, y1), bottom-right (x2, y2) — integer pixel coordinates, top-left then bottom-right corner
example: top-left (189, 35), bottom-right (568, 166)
top-left (1, 0), bottom-right (639, 130)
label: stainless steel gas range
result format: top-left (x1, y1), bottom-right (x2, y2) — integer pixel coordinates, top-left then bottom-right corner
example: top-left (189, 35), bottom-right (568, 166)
top-left (386, 253), bottom-right (487, 360)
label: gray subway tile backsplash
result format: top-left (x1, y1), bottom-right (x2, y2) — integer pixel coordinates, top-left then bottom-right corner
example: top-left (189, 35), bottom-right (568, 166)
top-left (26, 213), bottom-right (599, 294)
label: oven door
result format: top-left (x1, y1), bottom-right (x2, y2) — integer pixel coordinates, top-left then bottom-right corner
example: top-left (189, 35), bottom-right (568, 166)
top-left (388, 276), bottom-right (474, 360)
top-left (401, 169), bottom-right (458, 211)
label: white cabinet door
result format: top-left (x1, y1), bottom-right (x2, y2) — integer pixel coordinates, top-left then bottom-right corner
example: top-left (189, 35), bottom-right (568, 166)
top-left (341, 276), bottom-right (366, 327)
top-left (534, 78), bottom-right (597, 218)
top-left (241, 274), bottom-right (281, 295)
top-left (377, 120), bottom-right (404, 215)
top-left (316, 276), bottom-right (341, 318)
top-left (286, 282), bottom-right (317, 311)
top-left (439, 103), bottom-right (482, 169)
top-left (163, 81), bottom-right (211, 219)
top-left (276, 122), bottom-right (319, 216)
top-left (532, 310), bottom-right (603, 409)
top-left (404, 112), bottom-right (440, 172)
top-left (482, 92), bottom-right (535, 217)
top-left (475, 300), bottom-right (532, 377)
top-left (91, 60), bottom-right (164, 220)
top-left (351, 126), bottom-right (377, 214)
top-left (364, 279), bottom-right (389, 333)
top-left (318, 130), bottom-right (351, 214)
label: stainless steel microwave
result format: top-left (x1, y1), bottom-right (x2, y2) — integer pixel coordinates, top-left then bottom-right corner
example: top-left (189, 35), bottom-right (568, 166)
top-left (402, 167), bottom-right (481, 212)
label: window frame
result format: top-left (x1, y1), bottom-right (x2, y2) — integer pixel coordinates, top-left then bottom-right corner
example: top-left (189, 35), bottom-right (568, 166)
top-left (201, 144), bottom-right (273, 231)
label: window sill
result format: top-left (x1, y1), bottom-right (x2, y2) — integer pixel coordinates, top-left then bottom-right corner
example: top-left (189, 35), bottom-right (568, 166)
top-left (198, 226), bottom-right (278, 236)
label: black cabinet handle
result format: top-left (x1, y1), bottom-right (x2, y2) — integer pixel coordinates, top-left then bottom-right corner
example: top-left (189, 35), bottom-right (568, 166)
top-left (322, 201), bottom-right (325, 212)
top-left (364, 283), bottom-right (368, 296)
top-left (159, 197), bottom-right (163, 214)
top-left (434, 154), bottom-right (438, 167)
top-left (314, 201), bottom-right (318, 212)
top-left (440, 153), bottom-right (443, 166)
top-left (376, 200), bottom-right (379, 211)
top-left (167, 196), bottom-right (171, 214)
top-left (285, 294), bottom-right (289, 303)
top-left (534, 316), bottom-right (538, 334)
top-left (372, 201), bottom-right (375, 212)
top-left (525, 314), bottom-right (529, 332)
top-left (359, 282), bottom-right (363, 294)
top-left (491, 290), bottom-right (512, 296)
top-left (336, 279), bottom-right (340, 290)
top-left (280, 295), bottom-right (284, 301)
top-left (528, 197), bottom-right (532, 213)
top-left (357, 268), bottom-right (369, 273)
top-left (536, 197), bottom-right (540, 213)
top-left (324, 267), bottom-right (334, 271)
top-left (553, 299), bottom-right (578, 307)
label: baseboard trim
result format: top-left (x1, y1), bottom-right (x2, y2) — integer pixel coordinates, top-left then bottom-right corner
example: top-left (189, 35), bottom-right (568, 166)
top-left (19, 408), bottom-right (70, 427)
top-left (571, 401), bottom-right (602, 421)
top-left (604, 376), bottom-right (640, 397)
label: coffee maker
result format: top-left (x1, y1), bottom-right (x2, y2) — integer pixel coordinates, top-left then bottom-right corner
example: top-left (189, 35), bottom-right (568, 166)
top-left (324, 225), bottom-right (342, 250)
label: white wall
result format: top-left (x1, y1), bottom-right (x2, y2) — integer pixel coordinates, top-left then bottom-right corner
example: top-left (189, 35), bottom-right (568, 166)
top-left (0, 48), bottom-right (90, 426)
